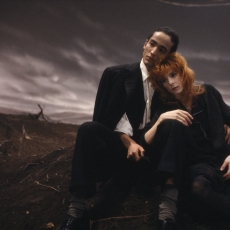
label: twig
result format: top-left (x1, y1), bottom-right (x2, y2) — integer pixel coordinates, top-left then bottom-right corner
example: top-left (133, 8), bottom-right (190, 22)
top-left (34, 180), bottom-right (60, 192)
top-left (22, 125), bottom-right (31, 140)
top-left (23, 163), bottom-right (41, 170)
top-left (0, 140), bottom-right (10, 147)
top-left (29, 104), bottom-right (52, 121)
top-left (18, 125), bottom-right (32, 156)
top-left (20, 174), bottom-right (32, 184)
top-left (36, 168), bottom-right (45, 176)
top-left (56, 147), bottom-right (74, 161)
top-left (92, 213), bottom-right (154, 223)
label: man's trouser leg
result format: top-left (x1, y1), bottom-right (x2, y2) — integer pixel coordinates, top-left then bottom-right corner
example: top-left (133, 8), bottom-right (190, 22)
top-left (69, 121), bottom-right (126, 197)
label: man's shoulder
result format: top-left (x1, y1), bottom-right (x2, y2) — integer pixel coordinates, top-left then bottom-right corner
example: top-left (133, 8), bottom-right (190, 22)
top-left (105, 62), bottom-right (140, 72)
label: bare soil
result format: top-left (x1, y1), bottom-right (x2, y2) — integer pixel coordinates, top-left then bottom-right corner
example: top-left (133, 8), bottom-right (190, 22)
top-left (0, 113), bottom-right (230, 230)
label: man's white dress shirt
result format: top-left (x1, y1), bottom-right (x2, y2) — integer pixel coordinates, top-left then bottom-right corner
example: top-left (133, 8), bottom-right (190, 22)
top-left (114, 59), bottom-right (154, 136)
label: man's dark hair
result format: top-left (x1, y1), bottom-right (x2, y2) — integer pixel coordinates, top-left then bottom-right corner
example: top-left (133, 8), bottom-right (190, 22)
top-left (147, 27), bottom-right (179, 53)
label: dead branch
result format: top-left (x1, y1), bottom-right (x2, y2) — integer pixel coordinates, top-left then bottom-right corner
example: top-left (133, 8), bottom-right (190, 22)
top-left (34, 180), bottom-right (60, 192)
top-left (20, 174), bottom-right (32, 184)
top-left (56, 147), bottom-right (74, 161)
top-left (23, 163), bottom-right (41, 170)
top-left (22, 125), bottom-right (31, 140)
top-left (18, 125), bottom-right (31, 156)
top-left (0, 140), bottom-right (10, 147)
top-left (29, 104), bottom-right (50, 121)
top-left (36, 168), bottom-right (45, 176)
top-left (92, 213), bottom-right (154, 223)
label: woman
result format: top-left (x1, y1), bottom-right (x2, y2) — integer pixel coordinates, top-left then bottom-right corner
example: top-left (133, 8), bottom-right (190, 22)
top-left (144, 52), bottom-right (230, 229)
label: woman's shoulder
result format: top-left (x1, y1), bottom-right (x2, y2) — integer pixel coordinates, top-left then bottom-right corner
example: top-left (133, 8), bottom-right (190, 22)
top-left (198, 83), bottom-right (224, 102)
top-left (202, 83), bottom-right (218, 91)
top-left (201, 83), bottom-right (220, 94)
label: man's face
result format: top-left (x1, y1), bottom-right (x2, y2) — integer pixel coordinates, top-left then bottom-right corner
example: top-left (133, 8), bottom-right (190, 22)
top-left (142, 31), bottom-right (173, 71)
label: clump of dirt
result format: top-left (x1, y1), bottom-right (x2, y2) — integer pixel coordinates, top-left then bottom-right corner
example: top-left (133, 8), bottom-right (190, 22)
top-left (0, 113), bottom-right (230, 230)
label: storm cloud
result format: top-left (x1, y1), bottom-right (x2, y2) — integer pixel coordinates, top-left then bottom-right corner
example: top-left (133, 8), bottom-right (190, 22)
top-left (0, 0), bottom-right (230, 124)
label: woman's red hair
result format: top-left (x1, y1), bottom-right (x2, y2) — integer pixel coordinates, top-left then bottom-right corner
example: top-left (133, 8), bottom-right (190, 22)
top-left (150, 52), bottom-right (204, 108)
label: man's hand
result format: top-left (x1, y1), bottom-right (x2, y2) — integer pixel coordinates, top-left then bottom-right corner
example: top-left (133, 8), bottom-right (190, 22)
top-left (224, 124), bottom-right (230, 145)
top-left (127, 142), bottom-right (145, 162)
top-left (220, 155), bottom-right (230, 180)
top-left (159, 109), bottom-right (193, 126)
top-left (117, 132), bottom-right (145, 162)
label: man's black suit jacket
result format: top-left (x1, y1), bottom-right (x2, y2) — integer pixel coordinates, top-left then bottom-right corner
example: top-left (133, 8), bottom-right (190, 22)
top-left (93, 62), bottom-right (161, 137)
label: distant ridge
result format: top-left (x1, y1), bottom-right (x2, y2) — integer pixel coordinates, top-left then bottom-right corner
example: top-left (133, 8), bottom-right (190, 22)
top-left (0, 107), bottom-right (26, 115)
top-left (0, 106), bottom-right (92, 125)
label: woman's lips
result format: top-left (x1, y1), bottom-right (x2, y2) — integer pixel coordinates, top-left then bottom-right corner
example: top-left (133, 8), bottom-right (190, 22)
top-left (172, 86), bottom-right (178, 91)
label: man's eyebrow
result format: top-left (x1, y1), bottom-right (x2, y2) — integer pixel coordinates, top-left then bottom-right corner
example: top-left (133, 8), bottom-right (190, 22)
top-left (149, 39), bottom-right (168, 52)
top-left (149, 39), bottom-right (157, 44)
top-left (159, 45), bottom-right (167, 52)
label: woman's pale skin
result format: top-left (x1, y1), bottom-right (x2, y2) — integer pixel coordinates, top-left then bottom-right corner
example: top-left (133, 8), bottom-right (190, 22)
top-left (144, 68), bottom-right (230, 180)
top-left (144, 69), bottom-right (193, 144)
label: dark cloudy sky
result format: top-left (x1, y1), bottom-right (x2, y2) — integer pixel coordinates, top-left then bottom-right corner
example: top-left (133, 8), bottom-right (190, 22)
top-left (0, 0), bottom-right (230, 124)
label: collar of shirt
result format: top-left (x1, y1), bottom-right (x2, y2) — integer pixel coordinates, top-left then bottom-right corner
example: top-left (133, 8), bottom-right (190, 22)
top-left (140, 59), bottom-right (149, 81)
top-left (139, 59), bottom-right (154, 129)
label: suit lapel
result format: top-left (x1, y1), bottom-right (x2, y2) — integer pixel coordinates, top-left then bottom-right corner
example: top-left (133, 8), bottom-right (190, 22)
top-left (124, 63), bottom-right (146, 130)
top-left (124, 63), bottom-right (143, 100)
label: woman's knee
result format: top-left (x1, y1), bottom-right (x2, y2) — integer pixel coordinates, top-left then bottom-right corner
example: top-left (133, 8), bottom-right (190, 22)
top-left (159, 119), bottom-right (184, 131)
top-left (190, 178), bottom-right (211, 198)
top-left (156, 119), bottom-right (188, 141)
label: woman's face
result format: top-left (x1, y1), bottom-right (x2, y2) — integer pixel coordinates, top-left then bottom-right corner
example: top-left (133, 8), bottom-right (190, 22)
top-left (161, 68), bottom-right (183, 98)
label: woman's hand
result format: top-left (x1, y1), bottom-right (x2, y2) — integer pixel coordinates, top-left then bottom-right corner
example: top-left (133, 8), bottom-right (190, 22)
top-left (144, 109), bottom-right (193, 144)
top-left (158, 109), bottom-right (193, 126)
top-left (220, 155), bottom-right (230, 180)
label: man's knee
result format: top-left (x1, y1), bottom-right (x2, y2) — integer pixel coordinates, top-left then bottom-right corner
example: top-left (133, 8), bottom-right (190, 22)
top-left (79, 121), bottom-right (99, 131)
top-left (77, 121), bottom-right (114, 149)
top-left (78, 121), bottom-right (106, 136)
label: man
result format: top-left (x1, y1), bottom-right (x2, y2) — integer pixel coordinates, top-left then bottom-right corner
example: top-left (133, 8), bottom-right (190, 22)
top-left (60, 27), bottom-right (179, 230)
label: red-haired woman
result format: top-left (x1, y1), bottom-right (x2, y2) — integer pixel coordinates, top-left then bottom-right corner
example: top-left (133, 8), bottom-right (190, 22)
top-left (144, 52), bottom-right (230, 229)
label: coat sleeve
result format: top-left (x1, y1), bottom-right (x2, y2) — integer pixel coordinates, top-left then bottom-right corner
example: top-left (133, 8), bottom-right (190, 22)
top-left (92, 66), bottom-right (127, 131)
top-left (202, 84), bottom-right (230, 158)
top-left (93, 67), bottom-right (111, 122)
top-left (205, 84), bottom-right (230, 125)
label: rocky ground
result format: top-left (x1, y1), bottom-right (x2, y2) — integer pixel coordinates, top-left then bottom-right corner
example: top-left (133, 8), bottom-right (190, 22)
top-left (0, 113), bottom-right (230, 230)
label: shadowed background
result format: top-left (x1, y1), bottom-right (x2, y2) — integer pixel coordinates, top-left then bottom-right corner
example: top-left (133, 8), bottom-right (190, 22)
top-left (0, 0), bottom-right (230, 124)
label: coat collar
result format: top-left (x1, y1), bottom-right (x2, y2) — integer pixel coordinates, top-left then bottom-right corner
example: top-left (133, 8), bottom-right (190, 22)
top-left (124, 62), bottom-right (142, 97)
top-left (124, 63), bottom-right (146, 129)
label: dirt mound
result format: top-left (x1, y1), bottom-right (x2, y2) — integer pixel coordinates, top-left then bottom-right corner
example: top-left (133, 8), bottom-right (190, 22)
top-left (1, 113), bottom-right (230, 230)
top-left (0, 113), bottom-right (78, 230)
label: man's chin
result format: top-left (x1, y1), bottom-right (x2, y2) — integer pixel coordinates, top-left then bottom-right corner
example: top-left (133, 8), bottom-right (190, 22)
top-left (145, 62), bottom-right (155, 70)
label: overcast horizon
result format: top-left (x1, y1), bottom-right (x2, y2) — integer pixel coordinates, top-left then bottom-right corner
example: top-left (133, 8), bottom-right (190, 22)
top-left (0, 0), bottom-right (230, 124)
